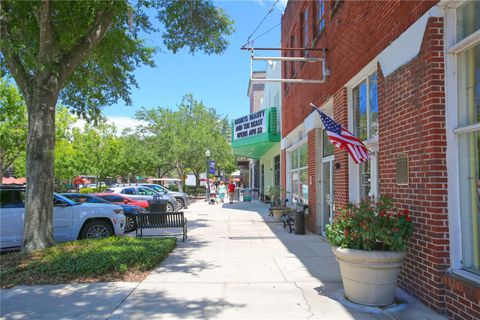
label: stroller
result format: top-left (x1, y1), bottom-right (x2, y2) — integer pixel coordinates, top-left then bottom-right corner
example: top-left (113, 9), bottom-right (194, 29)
top-left (209, 189), bottom-right (217, 205)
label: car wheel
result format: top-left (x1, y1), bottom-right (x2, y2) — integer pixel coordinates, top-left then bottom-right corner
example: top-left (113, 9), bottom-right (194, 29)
top-left (124, 214), bottom-right (137, 233)
top-left (175, 198), bottom-right (185, 210)
top-left (80, 220), bottom-right (113, 239)
top-left (166, 202), bottom-right (174, 212)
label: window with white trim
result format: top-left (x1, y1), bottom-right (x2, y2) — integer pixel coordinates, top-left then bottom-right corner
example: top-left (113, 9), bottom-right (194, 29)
top-left (289, 143), bottom-right (308, 205)
top-left (302, 7), bottom-right (309, 57)
top-left (317, 0), bottom-right (325, 37)
top-left (447, 1), bottom-right (480, 276)
top-left (350, 70), bottom-right (379, 200)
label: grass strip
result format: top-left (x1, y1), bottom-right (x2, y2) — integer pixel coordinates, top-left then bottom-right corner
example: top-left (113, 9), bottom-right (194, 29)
top-left (0, 237), bottom-right (176, 288)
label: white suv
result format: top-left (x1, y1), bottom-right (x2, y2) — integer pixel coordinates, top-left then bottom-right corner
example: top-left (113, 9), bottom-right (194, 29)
top-left (0, 185), bottom-right (126, 251)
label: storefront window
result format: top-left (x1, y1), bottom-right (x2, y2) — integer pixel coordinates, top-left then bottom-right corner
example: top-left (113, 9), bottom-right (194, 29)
top-left (317, 0), bottom-right (325, 36)
top-left (350, 70), bottom-right (379, 201)
top-left (456, 1), bottom-right (480, 42)
top-left (360, 160), bottom-right (371, 200)
top-left (353, 72), bottom-right (378, 141)
top-left (323, 129), bottom-right (334, 156)
top-left (455, 39), bottom-right (480, 275)
top-left (289, 143), bottom-right (308, 205)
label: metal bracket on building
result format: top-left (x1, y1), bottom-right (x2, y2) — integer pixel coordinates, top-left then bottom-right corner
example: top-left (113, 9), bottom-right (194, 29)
top-left (247, 47), bottom-right (330, 84)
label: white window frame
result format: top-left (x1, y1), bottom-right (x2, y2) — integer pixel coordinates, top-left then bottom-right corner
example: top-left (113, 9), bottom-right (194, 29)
top-left (444, 0), bottom-right (480, 283)
top-left (346, 60), bottom-right (380, 202)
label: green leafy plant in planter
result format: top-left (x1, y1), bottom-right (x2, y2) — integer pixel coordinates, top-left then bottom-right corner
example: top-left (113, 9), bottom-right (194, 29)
top-left (266, 186), bottom-right (287, 222)
top-left (326, 195), bottom-right (413, 251)
top-left (325, 195), bottom-right (414, 307)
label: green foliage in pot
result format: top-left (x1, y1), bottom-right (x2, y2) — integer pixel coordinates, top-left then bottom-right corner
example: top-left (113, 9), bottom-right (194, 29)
top-left (325, 196), bottom-right (413, 252)
top-left (266, 186), bottom-right (287, 209)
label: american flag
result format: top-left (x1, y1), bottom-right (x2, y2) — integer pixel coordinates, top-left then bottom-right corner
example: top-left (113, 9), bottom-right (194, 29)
top-left (310, 103), bottom-right (370, 164)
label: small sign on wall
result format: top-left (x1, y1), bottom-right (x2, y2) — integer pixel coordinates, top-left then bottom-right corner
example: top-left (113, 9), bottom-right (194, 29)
top-left (396, 153), bottom-right (409, 185)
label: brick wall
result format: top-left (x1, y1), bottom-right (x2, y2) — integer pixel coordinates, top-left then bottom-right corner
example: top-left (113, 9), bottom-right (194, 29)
top-left (378, 17), bottom-right (480, 320)
top-left (378, 17), bottom-right (450, 313)
top-left (281, 0), bottom-right (438, 136)
top-left (307, 129), bottom-right (317, 234)
top-left (280, 1), bottom-right (480, 319)
top-left (443, 275), bottom-right (480, 320)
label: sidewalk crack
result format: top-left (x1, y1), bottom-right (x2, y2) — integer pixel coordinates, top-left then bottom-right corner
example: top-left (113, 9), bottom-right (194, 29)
top-left (106, 282), bottom-right (141, 319)
top-left (294, 282), bottom-right (314, 320)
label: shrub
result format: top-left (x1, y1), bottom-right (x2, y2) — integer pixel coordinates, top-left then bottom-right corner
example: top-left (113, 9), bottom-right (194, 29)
top-left (79, 186), bottom-right (108, 194)
top-left (325, 196), bottom-right (413, 252)
top-left (0, 237), bottom-right (176, 288)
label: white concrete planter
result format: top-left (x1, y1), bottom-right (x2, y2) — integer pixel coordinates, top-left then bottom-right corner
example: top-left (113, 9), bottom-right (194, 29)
top-left (332, 247), bottom-right (406, 307)
top-left (272, 209), bottom-right (283, 222)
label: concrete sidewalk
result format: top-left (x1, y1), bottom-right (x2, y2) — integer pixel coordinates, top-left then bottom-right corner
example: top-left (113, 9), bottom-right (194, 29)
top-left (1, 201), bottom-right (446, 320)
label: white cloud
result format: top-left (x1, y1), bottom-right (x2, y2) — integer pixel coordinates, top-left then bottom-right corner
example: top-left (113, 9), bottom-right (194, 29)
top-left (253, 0), bottom-right (266, 8)
top-left (105, 116), bottom-right (146, 133)
top-left (253, 0), bottom-right (287, 13)
top-left (71, 116), bottom-right (146, 135)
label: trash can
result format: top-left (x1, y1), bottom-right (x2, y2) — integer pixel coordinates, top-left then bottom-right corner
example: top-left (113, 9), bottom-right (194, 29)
top-left (241, 188), bottom-right (252, 202)
top-left (295, 205), bottom-right (306, 235)
top-left (148, 194), bottom-right (167, 212)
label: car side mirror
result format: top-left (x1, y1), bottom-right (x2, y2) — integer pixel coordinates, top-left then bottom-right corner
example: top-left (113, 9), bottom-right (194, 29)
top-left (54, 200), bottom-right (68, 207)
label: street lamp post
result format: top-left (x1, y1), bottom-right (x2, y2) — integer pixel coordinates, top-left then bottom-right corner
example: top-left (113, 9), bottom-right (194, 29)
top-left (206, 150), bottom-right (211, 201)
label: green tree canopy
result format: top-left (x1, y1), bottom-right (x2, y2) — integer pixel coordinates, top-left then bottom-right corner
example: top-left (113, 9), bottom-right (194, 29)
top-left (0, 0), bottom-right (234, 252)
top-left (0, 78), bottom-right (27, 180)
top-left (135, 94), bottom-right (235, 187)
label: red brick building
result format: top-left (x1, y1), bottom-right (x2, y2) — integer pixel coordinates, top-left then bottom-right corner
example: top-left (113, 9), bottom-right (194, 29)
top-left (280, 1), bottom-right (479, 319)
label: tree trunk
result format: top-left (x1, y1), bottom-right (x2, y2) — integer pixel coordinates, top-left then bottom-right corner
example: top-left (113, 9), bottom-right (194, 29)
top-left (22, 83), bottom-right (58, 253)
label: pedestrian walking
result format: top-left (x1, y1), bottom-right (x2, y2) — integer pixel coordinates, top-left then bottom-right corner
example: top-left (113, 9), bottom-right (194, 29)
top-left (228, 180), bottom-right (236, 204)
top-left (218, 181), bottom-right (226, 203)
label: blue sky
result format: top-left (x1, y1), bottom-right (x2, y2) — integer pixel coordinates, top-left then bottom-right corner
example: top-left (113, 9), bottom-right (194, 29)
top-left (102, 0), bottom-right (285, 127)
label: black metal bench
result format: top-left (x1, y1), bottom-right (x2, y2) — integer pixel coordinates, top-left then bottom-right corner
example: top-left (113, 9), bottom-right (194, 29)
top-left (135, 212), bottom-right (188, 241)
top-left (281, 209), bottom-right (295, 233)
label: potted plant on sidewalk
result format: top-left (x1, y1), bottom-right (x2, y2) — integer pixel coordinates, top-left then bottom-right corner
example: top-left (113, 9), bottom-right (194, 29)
top-left (326, 195), bottom-right (413, 306)
top-left (266, 186), bottom-right (286, 222)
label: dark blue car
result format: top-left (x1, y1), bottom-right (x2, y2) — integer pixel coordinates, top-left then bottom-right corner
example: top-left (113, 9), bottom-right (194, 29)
top-left (62, 193), bottom-right (146, 233)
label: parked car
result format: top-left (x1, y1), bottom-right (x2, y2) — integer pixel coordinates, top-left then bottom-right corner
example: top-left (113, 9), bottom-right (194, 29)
top-left (62, 193), bottom-right (147, 233)
top-left (0, 185), bottom-right (125, 251)
top-left (94, 193), bottom-right (150, 210)
top-left (139, 183), bottom-right (190, 209)
top-left (104, 186), bottom-right (177, 212)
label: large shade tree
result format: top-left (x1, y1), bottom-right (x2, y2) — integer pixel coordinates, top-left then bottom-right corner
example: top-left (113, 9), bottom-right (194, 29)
top-left (0, 0), bottom-right (234, 252)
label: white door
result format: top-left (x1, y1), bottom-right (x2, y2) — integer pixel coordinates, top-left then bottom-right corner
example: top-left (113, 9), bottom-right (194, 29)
top-left (321, 157), bottom-right (334, 236)
top-left (53, 198), bottom-right (73, 242)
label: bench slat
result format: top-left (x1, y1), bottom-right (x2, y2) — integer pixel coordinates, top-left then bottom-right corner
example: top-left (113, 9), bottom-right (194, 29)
top-left (135, 212), bottom-right (187, 241)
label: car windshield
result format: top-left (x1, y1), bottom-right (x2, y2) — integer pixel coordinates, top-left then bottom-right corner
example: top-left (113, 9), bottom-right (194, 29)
top-left (138, 187), bottom-right (156, 195)
top-left (145, 184), bottom-right (166, 193)
top-left (54, 193), bottom-right (78, 206)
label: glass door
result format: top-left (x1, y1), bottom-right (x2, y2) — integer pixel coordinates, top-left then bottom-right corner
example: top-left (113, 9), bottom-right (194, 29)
top-left (321, 157), bottom-right (334, 236)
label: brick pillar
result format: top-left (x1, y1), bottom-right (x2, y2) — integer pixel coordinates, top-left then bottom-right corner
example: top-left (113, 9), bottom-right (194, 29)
top-left (333, 88), bottom-right (349, 210)
top-left (307, 129), bottom-right (318, 234)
